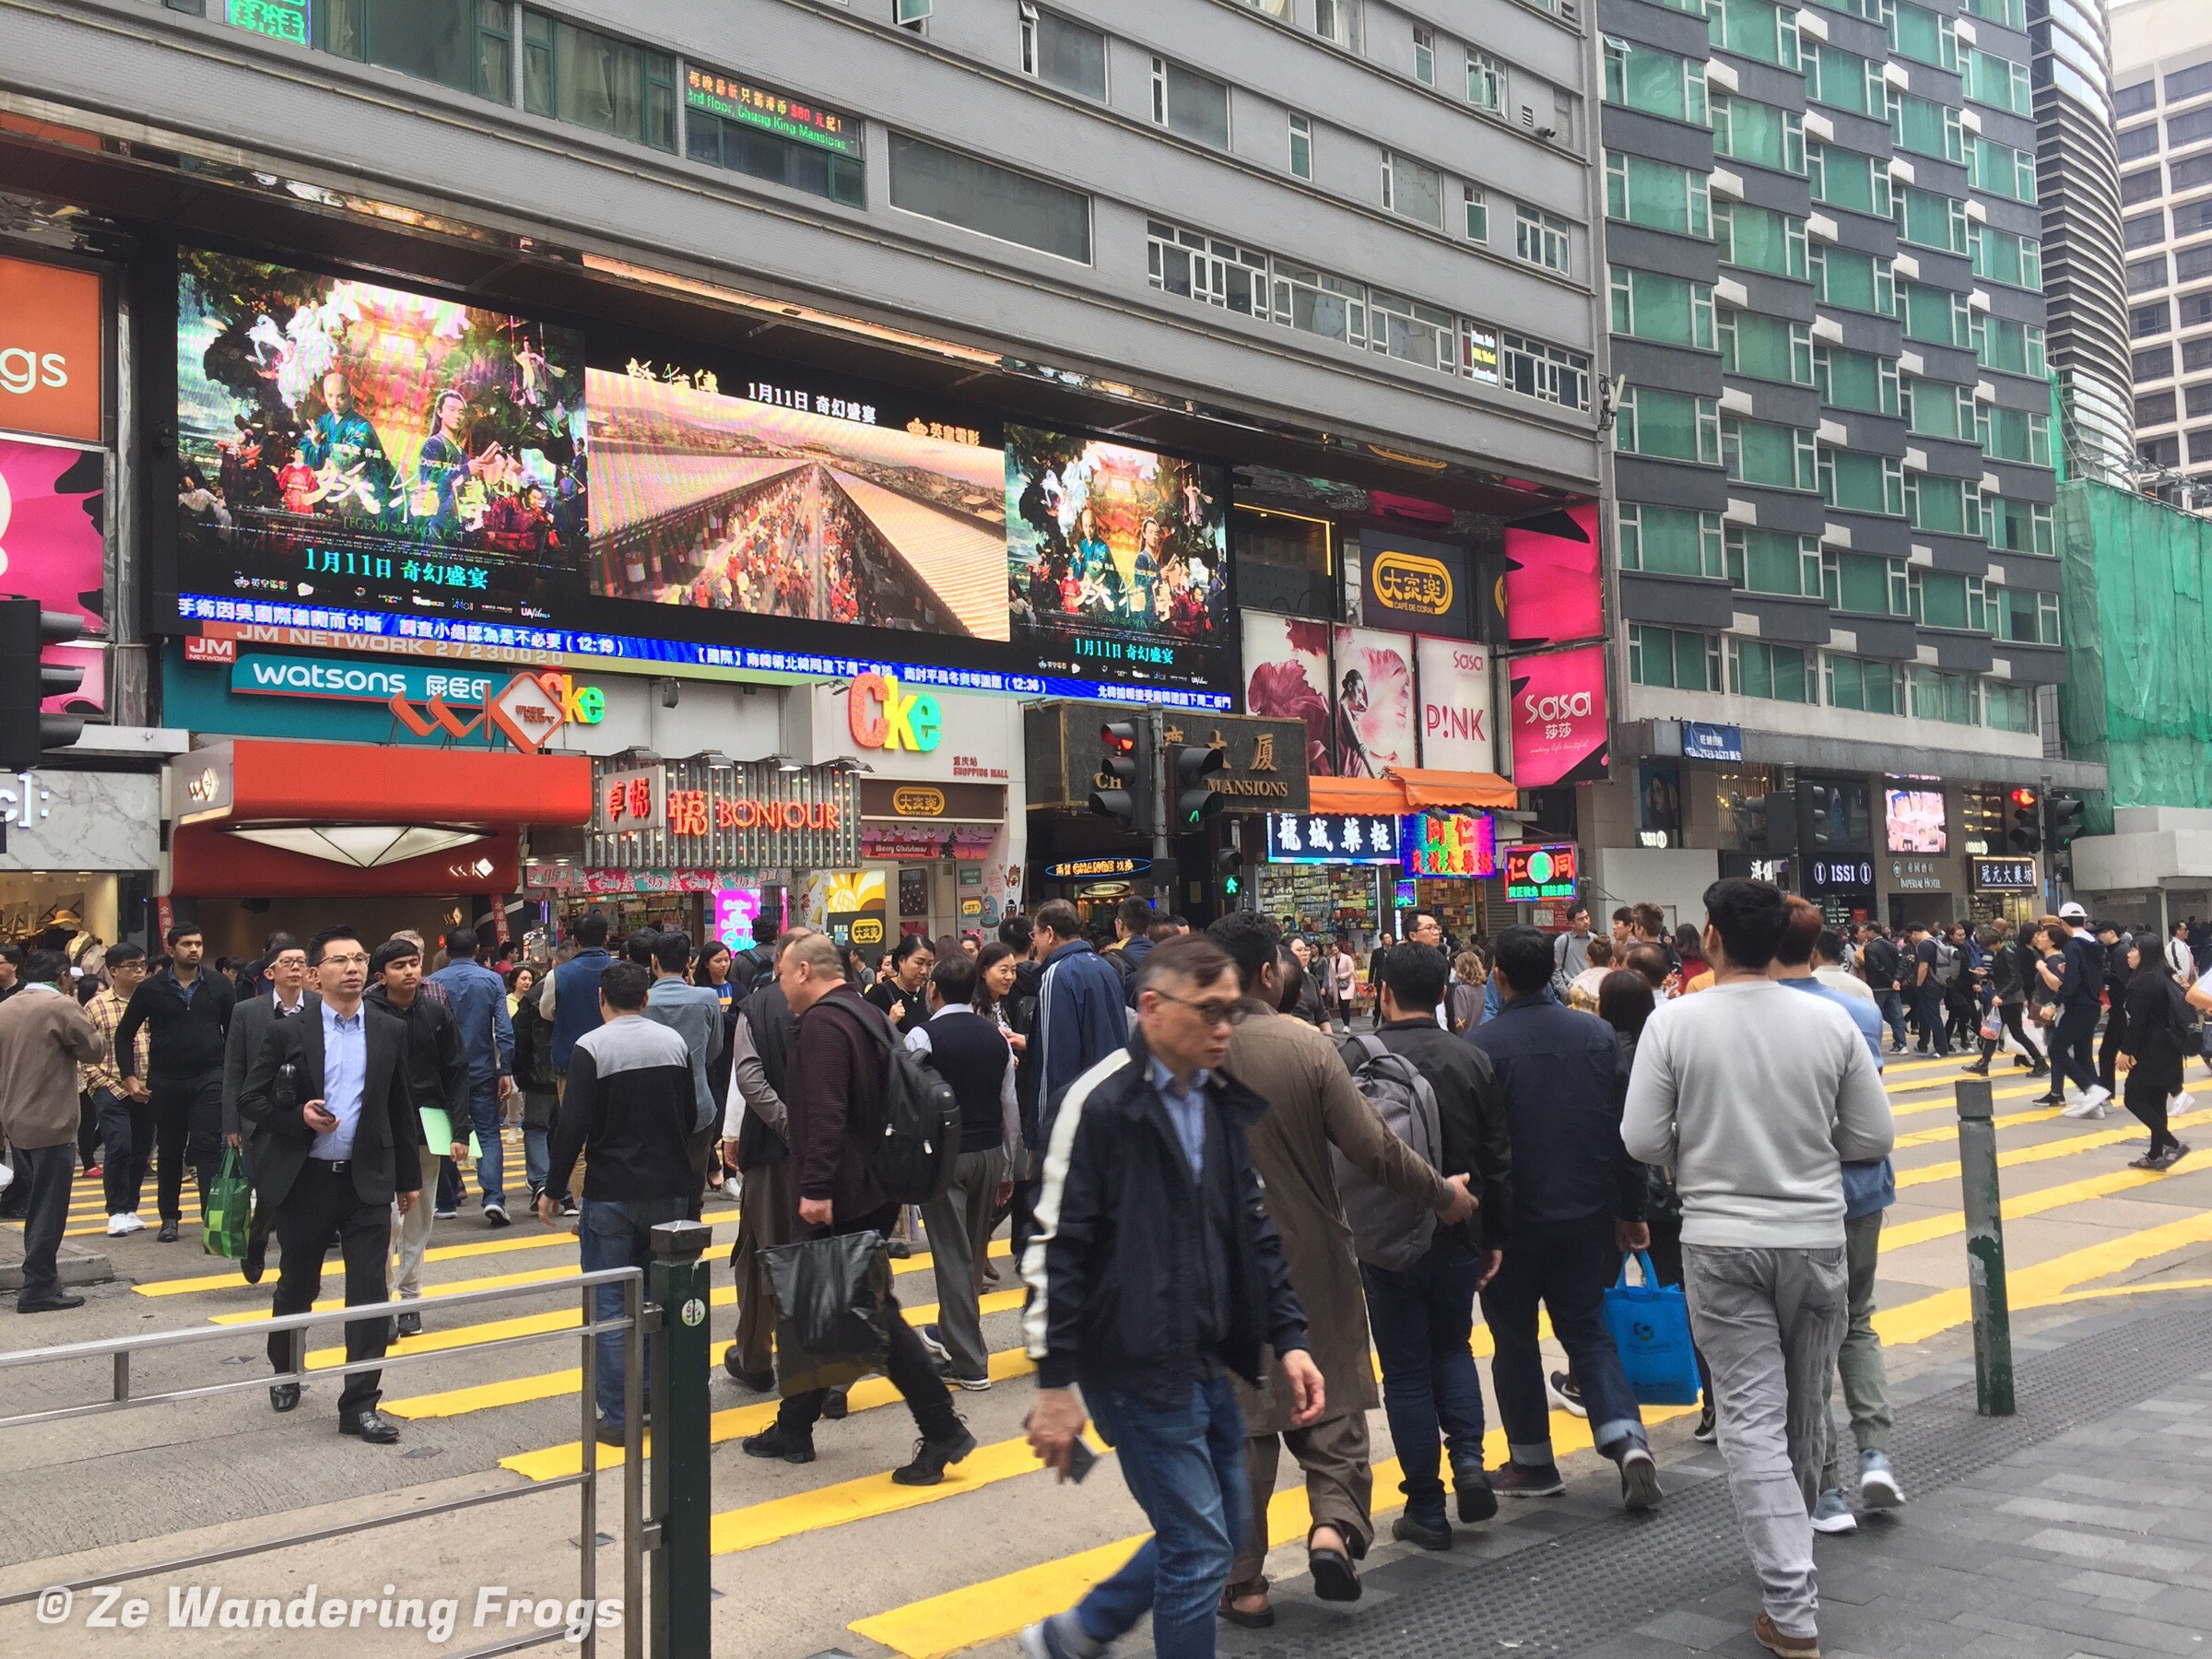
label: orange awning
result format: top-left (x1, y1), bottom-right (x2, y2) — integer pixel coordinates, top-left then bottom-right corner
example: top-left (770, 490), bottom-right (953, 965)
top-left (1308, 771), bottom-right (1518, 816)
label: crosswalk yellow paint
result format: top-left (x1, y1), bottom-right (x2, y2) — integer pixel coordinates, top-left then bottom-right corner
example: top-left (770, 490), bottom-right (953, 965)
top-left (1881, 1162), bottom-right (2191, 1251)
top-left (1894, 1107), bottom-right (2212, 1190)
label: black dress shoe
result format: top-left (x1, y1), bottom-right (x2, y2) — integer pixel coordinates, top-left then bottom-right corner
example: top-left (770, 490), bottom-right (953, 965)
top-left (16, 1292), bottom-right (86, 1313)
top-left (157, 1221), bottom-right (179, 1243)
top-left (241, 1237), bottom-right (266, 1286)
top-left (270, 1382), bottom-right (301, 1413)
top-left (339, 1409), bottom-right (401, 1443)
top-left (394, 1309), bottom-right (422, 1338)
top-left (822, 1386), bottom-right (850, 1420)
top-left (721, 1347), bottom-right (774, 1392)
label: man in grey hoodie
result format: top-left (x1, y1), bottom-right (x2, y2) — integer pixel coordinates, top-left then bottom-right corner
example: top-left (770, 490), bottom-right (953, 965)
top-left (643, 931), bottom-right (725, 1216)
top-left (1623, 878), bottom-right (1894, 1659)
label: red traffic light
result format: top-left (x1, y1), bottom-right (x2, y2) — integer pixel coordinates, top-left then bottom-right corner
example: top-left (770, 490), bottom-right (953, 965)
top-left (2009, 787), bottom-right (2039, 811)
top-left (1101, 721), bottom-right (1138, 755)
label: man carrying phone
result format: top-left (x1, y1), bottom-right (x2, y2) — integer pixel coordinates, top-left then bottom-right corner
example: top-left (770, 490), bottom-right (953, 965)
top-left (1019, 934), bottom-right (1324, 1659)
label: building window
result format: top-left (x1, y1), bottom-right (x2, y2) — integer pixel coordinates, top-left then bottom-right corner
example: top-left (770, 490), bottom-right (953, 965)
top-left (685, 71), bottom-right (865, 207)
top-left (1314, 0), bottom-right (1357, 49)
top-left (1718, 309), bottom-right (1812, 383)
top-left (319, 0), bottom-right (513, 103)
top-left (1984, 680), bottom-right (2034, 734)
top-left (1500, 332), bottom-right (1590, 408)
top-left (1515, 206), bottom-right (1571, 273)
top-left (2132, 300), bottom-right (2172, 339)
top-left (522, 10), bottom-right (674, 150)
top-left (1709, 0), bottom-right (1801, 70)
top-left (1606, 152), bottom-right (1712, 238)
top-left (2135, 346), bottom-right (2174, 382)
top-left (1729, 638), bottom-right (1816, 702)
top-left (1909, 666), bottom-right (1981, 726)
top-left (2123, 168), bottom-right (2163, 206)
top-left (1149, 56), bottom-right (1230, 147)
top-left (888, 133), bottom-right (1091, 261)
top-left (1272, 259), bottom-right (1370, 347)
top-left (1818, 448), bottom-right (1905, 515)
top-left (1630, 624), bottom-right (1724, 691)
top-left (2116, 80), bottom-right (2157, 119)
top-left (1382, 152), bottom-right (1444, 226)
top-left (1994, 587), bottom-right (2060, 647)
top-left (1606, 37), bottom-right (1709, 124)
top-left (1412, 23), bottom-right (1435, 85)
top-left (1722, 418), bottom-right (1818, 490)
top-left (2171, 107), bottom-right (2212, 147)
top-left (1466, 49), bottom-right (1502, 111)
top-left (2189, 338), bottom-right (2212, 372)
top-left (1463, 183), bottom-right (1488, 241)
top-left (2125, 211), bottom-right (2166, 250)
top-left (2136, 391), bottom-right (2178, 427)
top-left (1288, 112), bottom-right (1313, 179)
top-left (1613, 386), bottom-right (1722, 464)
top-left (1018, 4), bottom-right (1107, 100)
top-left (1618, 505), bottom-right (1726, 578)
top-left (1712, 202), bottom-right (1806, 277)
top-left (1724, 527), bottom-right (1824, 597)
top-left (894, 0), bottom-right (930, 29)
top-left (1825, 653), bottom-right (1905, 715)
top-left (1368, 288), bottom-right (1457, 372)
top-left (1609, 267), bottom-right (1716, 348)
top-left (1147, 219), bottom-right (1270, 318)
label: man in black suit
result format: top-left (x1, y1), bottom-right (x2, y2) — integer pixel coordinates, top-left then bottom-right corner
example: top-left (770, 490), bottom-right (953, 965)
top-left (240, 925), bottom-right (420, 1442)
top-left (221, 935), bottom-right (312, 1287)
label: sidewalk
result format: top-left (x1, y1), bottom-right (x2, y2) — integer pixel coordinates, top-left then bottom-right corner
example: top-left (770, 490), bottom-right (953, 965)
top-left (0, 1216), bottom-right (111, 1293)
top-left (1188, 1288), bottom-right (2212, 1659)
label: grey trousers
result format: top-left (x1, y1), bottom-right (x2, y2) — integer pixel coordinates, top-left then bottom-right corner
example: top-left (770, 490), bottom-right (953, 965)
top-left (1820, 1211), bottom-right (1893, 1490)
top-left (1683, 1242), bottom-right (1850, 1641)
top-left (919, 1147), bottom-right (1006, 1381)
top-left (387, 1147), bottom-right (444, 1300)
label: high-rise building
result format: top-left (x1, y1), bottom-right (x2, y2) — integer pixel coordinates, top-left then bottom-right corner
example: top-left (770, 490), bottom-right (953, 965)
top-left (2031, 0), bottom-right (2132, 484)
top-left (1594, 0), bottom-right (2100, 927)
top-left (2112, 0), bottom-right (2212, 502)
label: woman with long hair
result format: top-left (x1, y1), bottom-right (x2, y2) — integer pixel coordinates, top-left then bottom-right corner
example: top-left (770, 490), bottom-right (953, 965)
top-left (1447, 950), bottom-right (1486, 1035)
top-left (2119, 936), bottom-right (2193, 1170)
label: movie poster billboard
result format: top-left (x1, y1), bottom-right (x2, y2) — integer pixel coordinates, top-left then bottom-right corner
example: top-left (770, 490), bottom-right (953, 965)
top-left (1502, 502), bottom-right (1602, 649)
top-left (173, 251), bottom-right (587, 616)
top-left (0, 438), bottom-right (106, 716)
top-left (1332, 626), bottom-right (1416, 778)
top-left (1504, 644), bottom-right (1609, 788)
top-left (1241, 611), bottom-right (1334, 777)
top-left (1007, 427), bottom-right (1230, 693)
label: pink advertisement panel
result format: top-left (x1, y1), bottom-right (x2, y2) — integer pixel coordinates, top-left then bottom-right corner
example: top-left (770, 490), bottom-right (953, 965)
top-left (1331, 625), bottom-right (1416, 778)
top-left (1241, 611), bottom-right (1335, 776)
top-left (1502, 502), bottom-right (1602, 650)
top-left (1506, 644), bottom-right (1608, 788)
top-left (0, 437), bottom-right (106, 715)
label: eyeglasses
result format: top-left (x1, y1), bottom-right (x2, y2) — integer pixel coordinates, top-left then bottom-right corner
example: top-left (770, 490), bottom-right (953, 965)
top-left (1153, 991), bottom-right (1247, 1029)
top-left (317, 952), bottom-right (371, 967)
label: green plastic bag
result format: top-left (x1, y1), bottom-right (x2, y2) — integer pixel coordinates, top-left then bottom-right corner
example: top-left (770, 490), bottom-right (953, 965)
top-left (204, 1147), bottom-right (250, 1259)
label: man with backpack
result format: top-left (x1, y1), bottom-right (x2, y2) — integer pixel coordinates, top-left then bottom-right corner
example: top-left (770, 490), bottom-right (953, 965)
top-left (1205, 913), bottom-right (1475, 1622)
top-left (1368, 941), bottom-right (1514, 1548)
top-left (740, 931), bottom-right (975, 1485)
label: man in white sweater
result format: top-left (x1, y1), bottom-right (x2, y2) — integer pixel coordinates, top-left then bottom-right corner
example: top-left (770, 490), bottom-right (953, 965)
top-left (1622, 878), bottom-right (1895, 1659)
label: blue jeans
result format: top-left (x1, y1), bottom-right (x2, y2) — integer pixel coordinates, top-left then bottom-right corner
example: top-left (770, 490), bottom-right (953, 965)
top-left (466, 1077), bottom-right (505, 1209)
top-left (1362, 1244), bottom-right (1487, 1524)
top-left (1912, 983), bottom-right (1948, 1053)
top-left (578, 1194), bottom-right (688, 1428)
top-left (524, 1124), bottom-right (550, 1196)
top-left (1076, 1372), bottom-right (1252, 1657)
top-left (1875, 989), bottom-right (1909, 1050)
top-left (1479, 1218), bottom-right (1647, 1464)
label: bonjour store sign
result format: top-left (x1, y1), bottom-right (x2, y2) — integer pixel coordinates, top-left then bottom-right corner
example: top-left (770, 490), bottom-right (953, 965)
top-left (587, 757), bottom-right (857, 871)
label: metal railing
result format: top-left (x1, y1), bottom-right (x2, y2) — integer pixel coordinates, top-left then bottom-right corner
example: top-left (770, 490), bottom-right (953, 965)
top-left (0, 1252), bottom-right (677, 1658)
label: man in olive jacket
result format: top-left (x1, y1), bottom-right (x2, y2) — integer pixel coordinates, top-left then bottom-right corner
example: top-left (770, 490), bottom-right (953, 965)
top-left (0, 950), bottom-right (106, 1311)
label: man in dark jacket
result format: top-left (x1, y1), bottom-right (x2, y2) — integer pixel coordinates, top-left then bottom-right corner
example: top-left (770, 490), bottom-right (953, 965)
top-left (2040, 903), bottom-right (2110, 1112)
top-left (1967, 920), bottom-right (2047, 1078)
top-left (540, 959), bottom-right (697, 1444)
top-left (116, 923), bottom-right (236, 1241)
top-left (1470, 925), bottom-right (1659, 1512)
top-left (1855, 923), bottom-right (1907, 1053)
top-left (1018, 933), bottom-right (1323, 1659)
top-left (739, 932), bottom-right (975, 1484)
top-left (368, 938), bottom-right (468, 1337)
top-left (220, 937), bottom-right (313, 1287)
top-left (2097, 920), bottom-right (2134, 1099)
top-left (1100, 895), bottom-right (1154, 1005)
top-left (538, 909), bottom-right (615, 1077)
top-left (1370, 940), bottom-right (1515, 1547)
top-left (719, 929), bottom-right (806, 1391)
top-left (1013, 902), bottom-right (1129, 1265)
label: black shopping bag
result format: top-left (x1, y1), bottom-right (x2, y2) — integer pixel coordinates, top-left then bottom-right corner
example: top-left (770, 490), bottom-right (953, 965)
top-left (761, 1230), bottom-right (893, 1397)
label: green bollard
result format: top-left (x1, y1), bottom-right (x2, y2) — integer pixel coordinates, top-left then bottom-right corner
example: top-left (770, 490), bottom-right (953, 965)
top-left (1954, 1077), bottom-right (2015, 1417)
top-left (649, 1219), bottom-right (715, 1659)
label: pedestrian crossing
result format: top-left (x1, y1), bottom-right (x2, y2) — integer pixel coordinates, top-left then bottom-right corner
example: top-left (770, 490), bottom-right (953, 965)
top-left (18, 1047), bottom-right (2212, 1658)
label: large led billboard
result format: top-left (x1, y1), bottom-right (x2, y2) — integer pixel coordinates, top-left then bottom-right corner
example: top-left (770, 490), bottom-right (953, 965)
top-left (163, 253), bottom-right (1240, 708)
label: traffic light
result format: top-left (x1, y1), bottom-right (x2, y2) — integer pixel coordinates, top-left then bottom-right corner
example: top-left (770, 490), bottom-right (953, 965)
top-left (1736, 792), bottom-right (1795, 856)
top-left (1089, 719), bottom-right (1153, 832)
top-left (2047, 792), bottom-right (2086, 852)
top-left (1172, 743), bottom-right (1227, 831)
top-left (1806, 784), bottom-right (1843, 848)
top-left (2008, 787), bottom-right (2041, 853)
top-left (1215, 845), bottom-right (1244, 900)
top-left (0, 598), bottom-right (86, 771)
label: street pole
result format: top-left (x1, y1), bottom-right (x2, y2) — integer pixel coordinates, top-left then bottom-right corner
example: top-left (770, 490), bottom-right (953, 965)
top-left (1953, 1076), bottom-right (2015, 1417)
top-left (1146, 706), bottom-right (1169, 866)
top-left (648, 1219), bottom-right (715, 1657)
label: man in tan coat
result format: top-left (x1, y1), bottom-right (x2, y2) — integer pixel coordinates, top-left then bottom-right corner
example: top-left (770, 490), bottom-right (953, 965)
top-left (0, 949), bottom-right (107, 1312)
top-left (1207, 912), bottom-right (1476, 1623)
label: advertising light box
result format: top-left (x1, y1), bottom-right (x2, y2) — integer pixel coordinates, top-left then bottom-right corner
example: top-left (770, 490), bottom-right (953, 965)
top-left (1504, 841), bottom-right (1579, 902)
top-left (162, 253), bottom-right (1241, 709)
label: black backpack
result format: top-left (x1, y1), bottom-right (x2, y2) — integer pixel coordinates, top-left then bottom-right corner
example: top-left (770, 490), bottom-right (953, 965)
top-left (856, 1005), bottom-right (960, 1205)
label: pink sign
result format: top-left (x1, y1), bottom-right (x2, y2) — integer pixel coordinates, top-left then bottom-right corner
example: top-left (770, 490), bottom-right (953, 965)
top-left (0, 438), bottom-right (105, 714)
top-left (1242, 612), bottom-right (1334, 776)
top-left (1332, 626), bottom-right (1416, 777)
top-left (1506, 644), bottom-right (1609, 788)
top-left (1502, 502), bottom-right (1601, 650)
top-left (1416, 635), bottom-right (1493, 772)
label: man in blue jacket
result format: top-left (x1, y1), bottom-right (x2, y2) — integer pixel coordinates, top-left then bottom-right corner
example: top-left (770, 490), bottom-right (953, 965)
top-left (428, 926), bottom-right (515, 1226)
top-left (1012, 901), bottom-right (1130, 1263)
top-left (1019, 933), bottom-right (1322, 1659)
top-left (1470, 924), bottom-right (1659, 1512)
top-left (540, 911), bottom-right (616, 1077)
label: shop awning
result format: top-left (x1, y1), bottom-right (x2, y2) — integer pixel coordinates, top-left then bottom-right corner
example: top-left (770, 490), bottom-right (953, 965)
top-left (1308, 769), bottom-right (1517, 817)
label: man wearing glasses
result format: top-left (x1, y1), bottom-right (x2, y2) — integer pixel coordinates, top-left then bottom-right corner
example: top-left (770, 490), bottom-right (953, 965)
top-left (240, 926), bottom-right (421, 1442)
top-left (1020, 933), bottom-right (1324, 1659)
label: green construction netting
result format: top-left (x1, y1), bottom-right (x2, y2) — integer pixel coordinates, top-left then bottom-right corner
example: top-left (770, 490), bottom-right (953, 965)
top-left (2056, 479), bottom-right (2212, 830)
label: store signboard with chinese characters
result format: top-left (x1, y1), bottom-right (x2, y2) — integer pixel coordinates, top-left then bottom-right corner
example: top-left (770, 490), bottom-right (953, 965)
top-left (1027, 704), bottom-right (1310, 814)
top-left (1503, 645), bottom-right (1608, 788)
top-left (1404, 810), bottom-right (1498, 878)
top-left (1971, 856), bottom-right (2037, 892)
top-left (1503, 842), bottom-right (1580, 903)
top-left (1889, 858), bottom-right (1946, 891)
top-left (587, 757), bottom-right (855, 871)
top-left (1265, 813), bottom-right (1401, 865)
top-left (1361, 531), bottom-right (1471, 640)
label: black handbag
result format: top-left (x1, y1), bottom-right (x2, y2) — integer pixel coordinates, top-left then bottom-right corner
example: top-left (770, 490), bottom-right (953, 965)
top-left (761, 1229), bottom-right (894, 1397)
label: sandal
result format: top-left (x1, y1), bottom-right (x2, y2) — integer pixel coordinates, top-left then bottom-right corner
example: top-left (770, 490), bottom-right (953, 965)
top-left (1308, 1541), bottom-right (1362, 1603)
top-left (1218, 1577), bottom-right (1274, 1630)
top-left (2129, 1153), bottom-right (2161, 1170)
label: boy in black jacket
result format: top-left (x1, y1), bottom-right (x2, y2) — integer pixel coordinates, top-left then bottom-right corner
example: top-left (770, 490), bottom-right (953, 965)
top-left (116, 924), bottom-right (236, 1240)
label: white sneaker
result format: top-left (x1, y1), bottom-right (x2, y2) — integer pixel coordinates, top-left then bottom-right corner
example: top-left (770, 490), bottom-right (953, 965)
top-left (1858, 1450), bottom-right (1906, 1510)
top-left (2085, 1085), bottom-right (2113, 1112)
top-left (106, 1213), bottom-right (135, 1236)
top-left (1810, 1488), bottom-right (1858, 1534)
top-left (2060, 1094), bottom-right (2103, 1118)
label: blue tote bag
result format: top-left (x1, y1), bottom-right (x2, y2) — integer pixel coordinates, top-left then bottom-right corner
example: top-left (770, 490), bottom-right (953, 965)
top-left (1603, 1252), bottom-right (1702, 1406)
